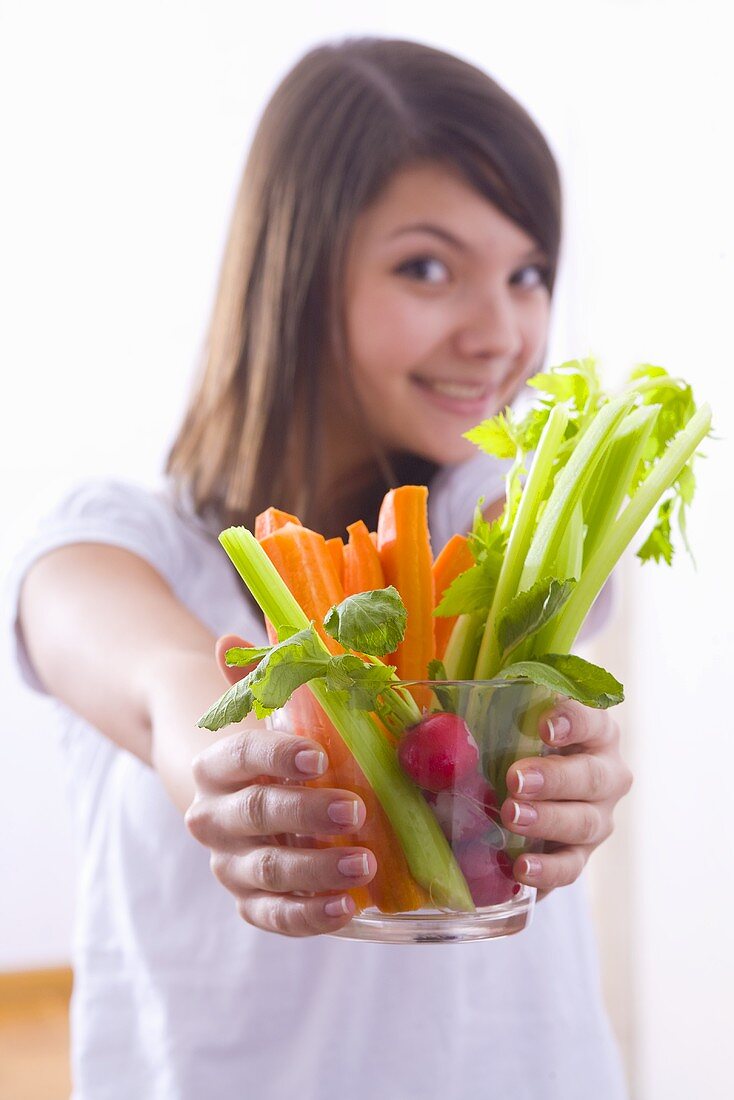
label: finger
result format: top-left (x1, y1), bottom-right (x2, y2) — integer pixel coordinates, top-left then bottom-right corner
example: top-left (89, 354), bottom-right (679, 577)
top-left (215, 633), bottom-right (258, 686)
top-left (236, 891), bottom-right (357, 937)
top-left (536, 700), bottom-right (620, 753)
top-left (512, 844), bottom-right (590, 890)
top-left (500, 796), bottom-right (611, 847)
top-left (186, 784), bottom-right (367, 849)
top-left (506, 750), bottom-right (619, 803)
top-left (192, 726), bottom-right (329, 794)
top-left (210, 845), bottom-right (376, 896)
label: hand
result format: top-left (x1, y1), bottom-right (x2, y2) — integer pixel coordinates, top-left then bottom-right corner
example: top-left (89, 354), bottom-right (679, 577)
top-left (184, 635), bottom-right (376, 937)
top-left (501, 701), bottom-right (634, 900)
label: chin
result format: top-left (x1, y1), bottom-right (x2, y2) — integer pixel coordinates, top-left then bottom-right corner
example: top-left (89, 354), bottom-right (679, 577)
top-left (404, 430), bottom-right (480, 468)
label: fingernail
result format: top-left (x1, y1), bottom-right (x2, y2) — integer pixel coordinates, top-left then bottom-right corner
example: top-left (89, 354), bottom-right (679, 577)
top-left (520, 856), bottom-right (542, 877)
top-left (295, 749), bottom-right (328, 775)
top-left (324, 895), bottom-right (355, 917)
top-left (337, 853), bottom-right (370, 877)
top-left (511, 800), bottom-right (538, 826)
top-left (327, 800), bottom-right (360, 827)
top-left (546, 714), bottom-right (571, 743)
top-left (515, 767), bottom-right (544, 795)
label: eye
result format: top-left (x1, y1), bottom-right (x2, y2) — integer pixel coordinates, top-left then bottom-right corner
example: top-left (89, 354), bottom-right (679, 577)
top-left (510, 263), bottom-right (551, 290)
top-left (394, 256), bottom-right (451, 285)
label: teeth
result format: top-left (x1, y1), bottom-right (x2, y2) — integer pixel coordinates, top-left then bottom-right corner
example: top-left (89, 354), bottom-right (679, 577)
top-left (421, 379), bottom-right (487, 399)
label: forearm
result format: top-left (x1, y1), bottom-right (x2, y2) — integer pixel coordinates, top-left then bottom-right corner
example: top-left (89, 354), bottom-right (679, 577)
top-left (144, 648), bottom-right (240, 814)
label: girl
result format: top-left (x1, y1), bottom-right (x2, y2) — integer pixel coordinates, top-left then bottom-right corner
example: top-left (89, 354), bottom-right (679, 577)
top-left (11, 37), bottom-right (632, 1100)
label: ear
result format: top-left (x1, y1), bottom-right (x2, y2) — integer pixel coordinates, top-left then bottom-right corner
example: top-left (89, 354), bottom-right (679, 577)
top-left (215, 633), bottom-right (257, 686)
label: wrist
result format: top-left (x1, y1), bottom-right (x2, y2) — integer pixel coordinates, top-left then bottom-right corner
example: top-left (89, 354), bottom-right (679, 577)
top-left (143, 646), bottom-right (227, 814)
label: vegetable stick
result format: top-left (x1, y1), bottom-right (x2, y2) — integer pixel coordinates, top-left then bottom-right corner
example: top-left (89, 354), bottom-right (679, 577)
top-left (343, 520), bottom-right (385, 595)
top-left (254, 507), bottom-right (302, 540)
top-left (325, 537), bottom-right (345, 587)
top-left (257, 521), bottom-right (431, 913)
top-left (432, 534), bottom-right (474, 660)
top-left (377, 487), bottom-right (435, 702)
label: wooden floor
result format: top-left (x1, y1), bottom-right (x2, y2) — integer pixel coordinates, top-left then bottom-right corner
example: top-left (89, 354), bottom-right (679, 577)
top-left (0, 969), bottom-right (72, 1100)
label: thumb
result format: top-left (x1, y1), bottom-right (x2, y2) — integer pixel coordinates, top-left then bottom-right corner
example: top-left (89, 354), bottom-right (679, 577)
top-left (214, 633), bottom-right (258, 686)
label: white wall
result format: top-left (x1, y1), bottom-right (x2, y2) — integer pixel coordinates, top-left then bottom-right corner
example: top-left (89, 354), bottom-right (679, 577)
top-left (2, 3), bottom-right (732, 1098)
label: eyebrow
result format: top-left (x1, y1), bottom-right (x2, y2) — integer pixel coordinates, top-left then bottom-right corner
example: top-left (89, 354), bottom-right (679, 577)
top-left (388, 222), bottom-right (546, 260)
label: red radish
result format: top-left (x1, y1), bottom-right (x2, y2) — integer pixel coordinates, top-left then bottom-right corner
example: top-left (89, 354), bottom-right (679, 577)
top-left (456, 840), bottom-right (520, 906)
top-left (397, 712), bottom-right (479, 792)
top-left (424, 776), bottom-right (504, 843)
top-left (456, 771), bottom-right (500, 820)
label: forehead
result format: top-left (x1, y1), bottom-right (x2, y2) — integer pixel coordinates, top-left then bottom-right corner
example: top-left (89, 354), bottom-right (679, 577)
top-left (354, 161), bottom-right (539, 256)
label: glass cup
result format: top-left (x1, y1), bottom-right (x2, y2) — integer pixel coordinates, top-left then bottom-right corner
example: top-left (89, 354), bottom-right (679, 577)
top-left (265, 679), bottom-right (560, 944)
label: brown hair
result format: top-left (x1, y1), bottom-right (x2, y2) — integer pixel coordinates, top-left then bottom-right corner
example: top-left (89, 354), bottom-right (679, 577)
top-left (165, 37), bottom-right (562, 538)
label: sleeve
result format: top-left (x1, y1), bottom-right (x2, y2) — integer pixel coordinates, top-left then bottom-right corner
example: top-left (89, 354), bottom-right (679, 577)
top-left (2, 478), bottom-right (186, 697)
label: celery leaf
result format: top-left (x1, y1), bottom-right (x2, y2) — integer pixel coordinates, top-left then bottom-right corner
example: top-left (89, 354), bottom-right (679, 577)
top-left (323, 586), bottom-right (407, 657)
top-left (495, 577), bottom-right (576, 658)
top-left (434, 553), bottom-right (503, 616)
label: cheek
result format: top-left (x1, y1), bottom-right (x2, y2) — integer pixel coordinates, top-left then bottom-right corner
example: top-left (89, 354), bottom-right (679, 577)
top-left (347, 283), bottom-right (447, 384)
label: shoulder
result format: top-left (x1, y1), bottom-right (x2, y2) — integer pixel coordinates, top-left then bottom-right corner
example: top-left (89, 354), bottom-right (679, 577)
top-left (428, 452), bottom-right (512, 552)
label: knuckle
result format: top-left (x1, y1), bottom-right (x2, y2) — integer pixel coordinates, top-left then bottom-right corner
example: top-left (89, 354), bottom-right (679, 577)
top-left (251, 847), bottom-right (284, 892)
top-left (622, 765), bottom-right (634, 795)
top-left (184, 798), bottom-right (205, 839)
top-left (190, 751), bottom-right (210, 787)
top-left (587, 756), bottom-right (608, 799)
top-left (577, 805), bottom-right (601, 844)
top-left (239, 784), bottom-right (271, 834)
top-left (232, 729), bottom-right (257, 773)
top-left (209, 851), bottom-right (231, 885)
top-left (270, 897), bottom-right (308, 937)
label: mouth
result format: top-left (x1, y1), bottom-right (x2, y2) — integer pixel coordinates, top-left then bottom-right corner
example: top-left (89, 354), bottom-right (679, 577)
top-left (409, 374), bottom-right (501, 417)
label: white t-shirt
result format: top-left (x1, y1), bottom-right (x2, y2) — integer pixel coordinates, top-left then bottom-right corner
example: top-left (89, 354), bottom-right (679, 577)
top-left (5, 454), bottom-right (626, 1100)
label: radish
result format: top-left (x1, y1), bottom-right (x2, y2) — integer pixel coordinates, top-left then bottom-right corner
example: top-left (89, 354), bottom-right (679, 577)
top-left (424, 773), bottom-right (503, 843)
top-left (397, 712), bottom-right (479, 792)
top-left (456, 840), bottom-right (520, 906)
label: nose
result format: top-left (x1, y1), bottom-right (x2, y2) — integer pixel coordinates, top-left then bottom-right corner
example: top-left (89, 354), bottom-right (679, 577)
top-left (453, 285), bottom-right (523, 364)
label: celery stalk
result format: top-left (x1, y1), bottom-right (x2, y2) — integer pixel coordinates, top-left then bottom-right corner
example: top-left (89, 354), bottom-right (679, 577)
top-left (546, 403), bottom-right (712, 652)
top-left (473, 404), bottom-right (569, 680)
top-left (517, 393), bottom-right (637, 597)
top-left (218, 527), bottom-right (473, 910)
top-left (580, 404), bottom-right (660, 567)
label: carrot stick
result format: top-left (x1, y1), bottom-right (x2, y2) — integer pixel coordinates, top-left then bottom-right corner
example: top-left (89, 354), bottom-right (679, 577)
top-left (255, 507), bottom-right (302, 540)
top-left (343, 520), bottom-right (385, 595)
top-left (432, 534), bottom-right (475, 660)
top-left (325, 537), bottom-right (345, 587)
top-left (376, 487), bottom-right (435, 704)
top-left (258, 521), bottom-right (430, 913)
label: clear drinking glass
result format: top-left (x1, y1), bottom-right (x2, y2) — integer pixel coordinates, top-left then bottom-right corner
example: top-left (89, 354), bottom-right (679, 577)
top-left (265, 679), bottom-right (560, 944)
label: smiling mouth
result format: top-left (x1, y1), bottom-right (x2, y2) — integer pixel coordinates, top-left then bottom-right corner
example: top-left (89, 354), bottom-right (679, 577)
top-left (410, 375), bottom-right (498, 402)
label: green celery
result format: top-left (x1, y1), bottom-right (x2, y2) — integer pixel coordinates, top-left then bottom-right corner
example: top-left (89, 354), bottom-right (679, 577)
top-left (516, 393), bottom-right (637, 597)
top-left (546, 403), bottom-right (712, 652)
top-left (472, 404), bottom-right (569, 679)
top-left (580, 404), bottom-right (660, 567)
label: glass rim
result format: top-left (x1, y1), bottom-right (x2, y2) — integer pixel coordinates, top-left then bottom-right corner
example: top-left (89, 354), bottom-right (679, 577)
top-left (389, 678), bottom-right (553, 690)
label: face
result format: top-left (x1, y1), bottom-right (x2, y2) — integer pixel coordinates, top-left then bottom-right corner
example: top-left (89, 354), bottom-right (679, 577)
top-left (341, 161), bottom-right (552, 466)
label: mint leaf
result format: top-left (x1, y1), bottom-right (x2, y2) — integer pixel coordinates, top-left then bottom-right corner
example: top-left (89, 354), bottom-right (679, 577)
top-left (434, 552), bottom-right (503, 616)
top-left (497, 653), bottom-right (624, 708)
top-left (224, 645), bottom-right (273, 666)
top-left (495, 577), bottom-right (576, 658)
top-left (323, 586), bottom-right (407, 657)
top-left (324, 654), bottom-right (396, 709)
